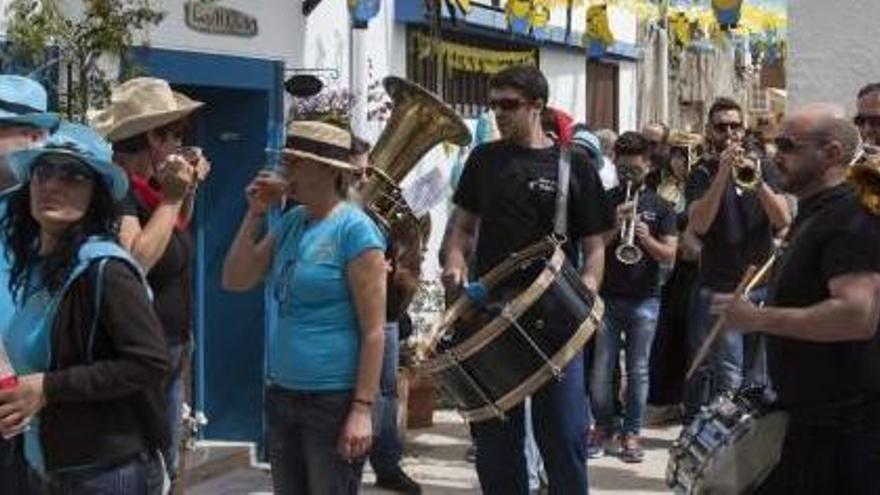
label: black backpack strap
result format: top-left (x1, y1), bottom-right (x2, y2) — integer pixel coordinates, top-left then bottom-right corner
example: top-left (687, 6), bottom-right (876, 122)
top-left (84, 258), bottom-right (111, 365)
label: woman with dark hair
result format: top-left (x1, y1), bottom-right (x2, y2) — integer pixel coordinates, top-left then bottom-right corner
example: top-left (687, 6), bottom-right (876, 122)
top-left (89, 77), bottom-right (209, 486)
top-left (223, 121), bottom-right (386, 494)
top-left (0, 123), bottom-right (169, 493)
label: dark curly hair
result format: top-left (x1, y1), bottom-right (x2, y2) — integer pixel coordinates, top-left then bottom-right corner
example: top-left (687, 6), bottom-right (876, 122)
top-left (614, 131), bottom-right (650, 157)
top-left (1, 173), bottom-right (121, 302)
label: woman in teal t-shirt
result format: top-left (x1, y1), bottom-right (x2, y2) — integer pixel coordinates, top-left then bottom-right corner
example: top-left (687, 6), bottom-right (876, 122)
top-left (223, 121), bottom-right (386, 494)
top-left (0, 123), bottom-right (169, 493)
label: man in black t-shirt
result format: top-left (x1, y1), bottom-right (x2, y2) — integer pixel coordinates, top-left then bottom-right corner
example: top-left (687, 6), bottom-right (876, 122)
top-left (588, 132), bottom-right (677, 463)
top-left (713, 104), bottom-right (880, 494)
top-left (442, 65), bottom-right (612, 495)
top-left (683, 97), bottom-right (791, 422)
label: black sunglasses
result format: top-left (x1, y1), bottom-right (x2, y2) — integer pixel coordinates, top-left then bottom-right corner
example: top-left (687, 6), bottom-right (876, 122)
top-left (854, 114), bottom-right (880, 128)
top-left (774, 135), bottom-right (827, 154)
top-left (31, 154), bottom-right (96, 185)
top-left (488, 97), bottom-right (530, 112)
top-left (712, 122), bottom-right (744, 133)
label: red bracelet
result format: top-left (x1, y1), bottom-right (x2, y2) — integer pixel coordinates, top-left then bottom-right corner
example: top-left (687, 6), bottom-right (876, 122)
top-left (353, 398), bottom-right (373, 408)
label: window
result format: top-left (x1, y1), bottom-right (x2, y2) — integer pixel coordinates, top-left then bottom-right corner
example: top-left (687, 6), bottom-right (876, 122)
top-left (406, 28), bottom-right (538, 119)
top-left (749, 76), bottom-right (769, 113)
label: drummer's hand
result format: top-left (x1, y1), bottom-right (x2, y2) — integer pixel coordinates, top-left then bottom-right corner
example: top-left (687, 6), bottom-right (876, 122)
top-left (441, 265), bottom-right (467, 297)
top-left (710, 293), bottom-right (759, 332)
top-left (338, 402), bottom-right (372, 462)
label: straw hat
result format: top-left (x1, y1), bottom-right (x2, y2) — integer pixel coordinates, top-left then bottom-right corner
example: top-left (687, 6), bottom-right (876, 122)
top-left (283, 121), bottom-right (355, 171)
top-left (88, 77), bottom-right (204, 143)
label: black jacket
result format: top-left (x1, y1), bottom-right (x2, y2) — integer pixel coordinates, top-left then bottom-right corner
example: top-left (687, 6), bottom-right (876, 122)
top-left (40, 259), bottom-right (170, 471)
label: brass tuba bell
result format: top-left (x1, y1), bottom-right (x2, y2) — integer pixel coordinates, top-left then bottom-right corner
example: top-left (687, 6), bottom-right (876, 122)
top-left (848, 145), bottom-right (880, 215)
top-left (363, 77), bottom-right (472, 231)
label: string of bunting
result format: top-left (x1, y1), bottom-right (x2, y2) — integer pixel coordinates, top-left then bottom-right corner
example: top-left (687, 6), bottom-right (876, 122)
top-left (412, 32), bottom-right (537, 74)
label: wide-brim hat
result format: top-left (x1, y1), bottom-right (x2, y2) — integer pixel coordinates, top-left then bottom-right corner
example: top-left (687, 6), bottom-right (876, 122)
top-left (88, 77), bottom-right (203, 143)
top-left (283, 121), bottom-right (355, 171)
top-left (0, 75), bottom-right (60, 131)
top-left (9, 122), bottom-right (128, 200)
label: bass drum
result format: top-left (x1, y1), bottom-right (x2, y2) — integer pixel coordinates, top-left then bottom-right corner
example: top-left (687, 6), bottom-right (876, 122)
top-left (667, 387), bottom-right (789, 494)
top-left (420, 239), bottom-right (603, 422)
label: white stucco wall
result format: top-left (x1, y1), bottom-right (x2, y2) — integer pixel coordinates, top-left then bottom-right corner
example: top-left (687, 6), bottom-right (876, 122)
top-left (618, 61), bottom-right (638, 132)
top-left (788, 0), bottom-right (877, 112)
top-left (541, 46), bottom-right (588, 121)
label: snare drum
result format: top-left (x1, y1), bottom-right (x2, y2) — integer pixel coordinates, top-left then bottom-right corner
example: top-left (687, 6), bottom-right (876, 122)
top-left (667, 387), bottom-right (789, 494)
top-left (420, 239), bottom-right (603, 422)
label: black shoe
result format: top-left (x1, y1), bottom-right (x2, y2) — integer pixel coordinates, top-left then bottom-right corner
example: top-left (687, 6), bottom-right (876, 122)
top-left (375, 468), bottom-right (422, 494)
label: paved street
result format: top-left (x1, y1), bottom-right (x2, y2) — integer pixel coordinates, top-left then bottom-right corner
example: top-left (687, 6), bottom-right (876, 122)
top-left (190, 410), bottom-right (679, 494)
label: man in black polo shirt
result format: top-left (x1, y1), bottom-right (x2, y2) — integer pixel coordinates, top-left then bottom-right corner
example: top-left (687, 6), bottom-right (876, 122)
top-left (683, 97), bottom-right (791, 422)
top-left (713, 104), bottom-right (880, 494)
top-left (442, 64), bottom-right (612, 495)
top-left (589, 132), bottom-right (677, 463)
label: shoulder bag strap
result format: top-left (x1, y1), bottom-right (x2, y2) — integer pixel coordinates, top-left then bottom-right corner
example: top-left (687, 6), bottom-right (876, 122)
top-left (554, 147), bottom-right (572, 238)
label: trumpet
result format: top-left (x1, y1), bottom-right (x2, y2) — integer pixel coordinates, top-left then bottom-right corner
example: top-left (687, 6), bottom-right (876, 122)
top-left (731, 147), bottom-right (762, 190)
top-left (615, 179), bottom-right (644, 265)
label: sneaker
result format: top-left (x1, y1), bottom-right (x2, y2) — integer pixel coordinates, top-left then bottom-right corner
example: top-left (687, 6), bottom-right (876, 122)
top-left (587, 428), bottom-right (608, 459)
top-left (620, 435), bottom-right (645, 463)
top-left (375, 467), bottom-right (423, 494)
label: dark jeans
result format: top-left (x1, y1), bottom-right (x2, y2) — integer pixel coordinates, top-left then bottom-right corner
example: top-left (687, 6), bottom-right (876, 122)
top-left (683, 285), bottom-right (768, 423)
top-left (0, 435), bottom-right (28, 494)
top-left (163, 340), bottom-right (191, 483)
top-left (33, 451), bottom-right (164, 495)
top-left (265, 386), bottom-right (363, 495)
top-left (471, 353), bottom-right (588, 495)
top-left (369, 322), bottom-right (403, 477)
top-left (591, 296), bottom-right (660, 435)
top-left (755, 399), bottom-right (880, 495)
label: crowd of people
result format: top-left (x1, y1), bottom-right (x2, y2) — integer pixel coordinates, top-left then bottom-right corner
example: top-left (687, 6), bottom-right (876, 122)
top-left (0, 61), bottom-right (877, 495)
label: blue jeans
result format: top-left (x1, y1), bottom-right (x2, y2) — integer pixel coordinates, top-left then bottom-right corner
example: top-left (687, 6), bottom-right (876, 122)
top-left (369, 322), bottom-right (402, 477)
top-left (471, 352), bottom-right (587, 495)
top-left (265, 386), bottom-right (363, 495)
top-left (524, 398), bottom-right (544, 491)
top-left (36, 451), bottom-right (164, 495)
top-left (683, 286), bottom-right (768, 422)
top-left (162, 341), bottom-right (191, 483)
top-left (591, 296), bottom-right (660, 435)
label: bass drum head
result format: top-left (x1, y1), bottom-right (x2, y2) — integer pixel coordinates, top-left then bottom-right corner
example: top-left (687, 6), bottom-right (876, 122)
top-left (437, 256), bottom-right (544, 352)
top-left (691, 411), bottom-right (789, 494)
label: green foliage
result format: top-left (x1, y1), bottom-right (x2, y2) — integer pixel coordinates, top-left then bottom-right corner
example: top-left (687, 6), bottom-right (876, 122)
top-left (5, 0), bottom-right (166, 121)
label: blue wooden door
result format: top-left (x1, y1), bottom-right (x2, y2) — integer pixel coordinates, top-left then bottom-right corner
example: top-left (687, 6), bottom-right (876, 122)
top-left (178, 86), bottom-right (270, 443)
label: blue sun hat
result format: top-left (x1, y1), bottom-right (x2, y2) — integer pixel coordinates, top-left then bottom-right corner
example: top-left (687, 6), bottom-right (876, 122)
top-left (7, 122), bottom-right (128, 200)
top-left (0, 75), bottom-right (60, 130)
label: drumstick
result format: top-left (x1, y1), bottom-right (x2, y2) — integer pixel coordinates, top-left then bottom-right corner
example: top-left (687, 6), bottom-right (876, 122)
top-left (685, 249), bottom-right (780, 380)
top-left (685, 265), bottom-right (758, 381)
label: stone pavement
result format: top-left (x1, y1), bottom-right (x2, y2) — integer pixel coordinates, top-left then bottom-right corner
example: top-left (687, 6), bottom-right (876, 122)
top-left (189, 410), bottom-right (679, 494)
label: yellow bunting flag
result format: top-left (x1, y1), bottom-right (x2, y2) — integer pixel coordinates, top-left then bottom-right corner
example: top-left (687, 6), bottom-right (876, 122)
top-left (411, 32), bottom-right (536, 75)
